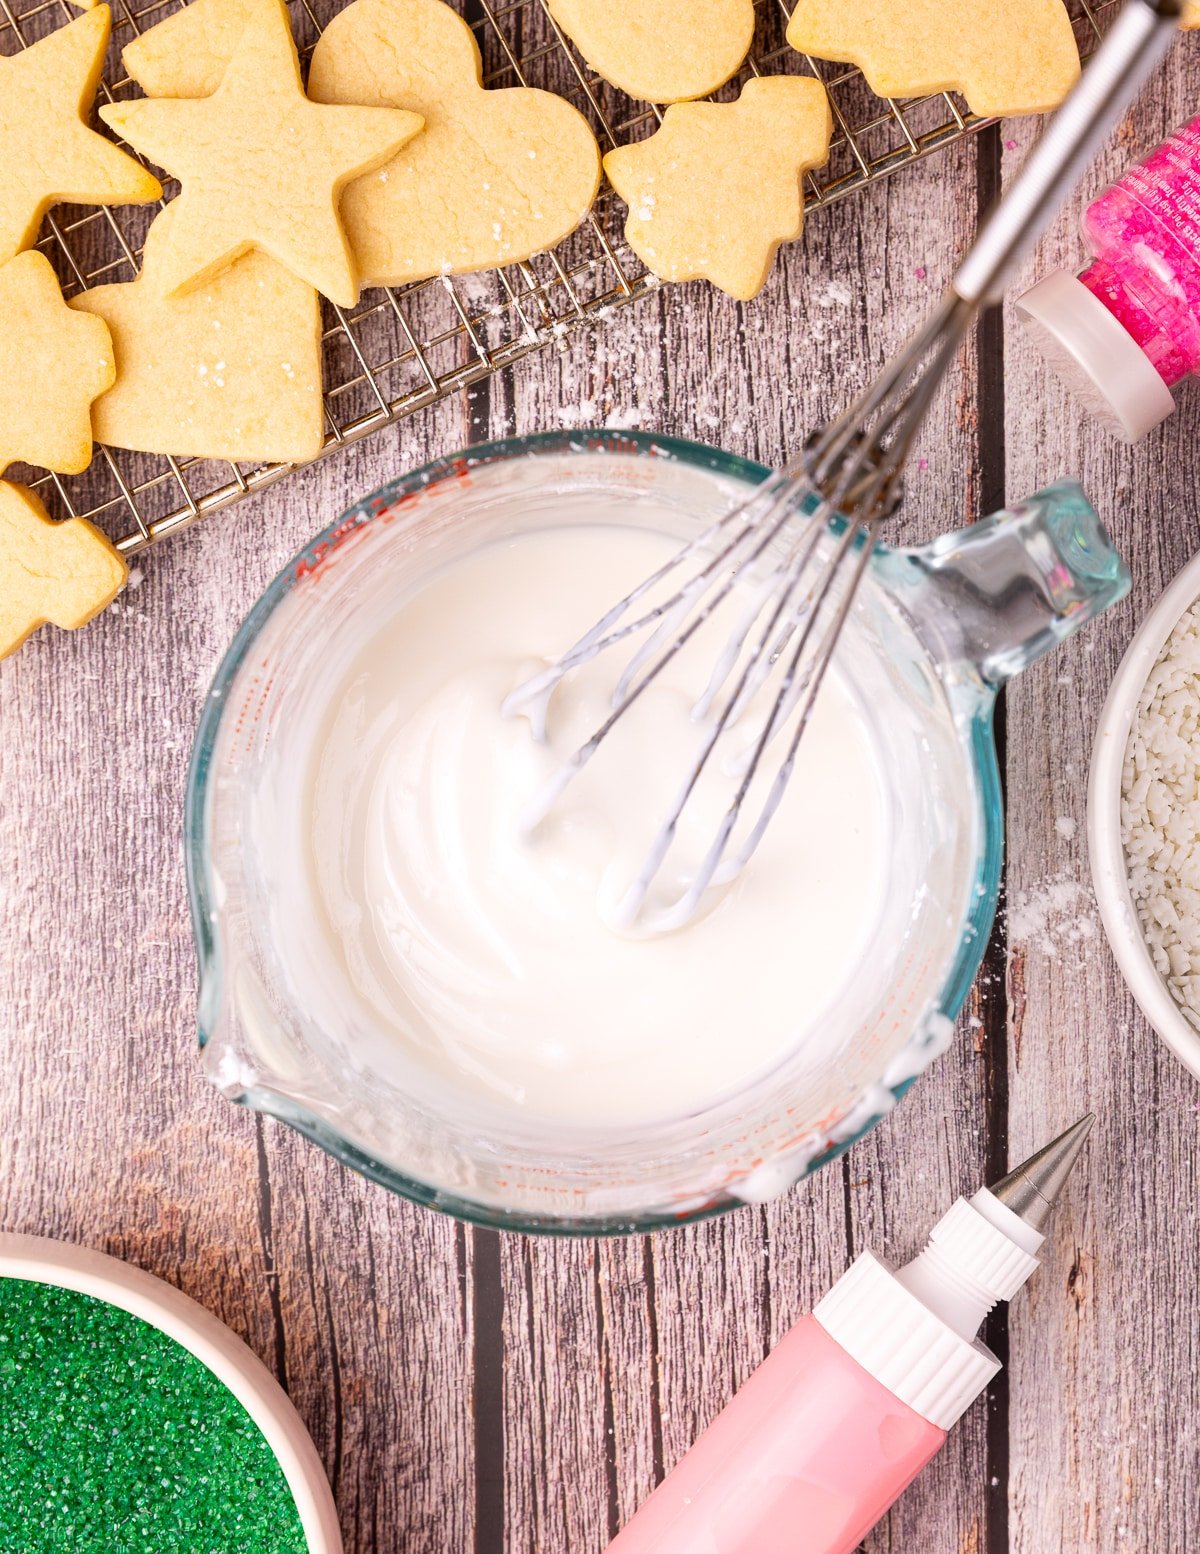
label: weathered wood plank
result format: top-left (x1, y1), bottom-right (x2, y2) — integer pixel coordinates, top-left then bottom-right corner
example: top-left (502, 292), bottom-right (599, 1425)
top-left (3, 25), bottom-right (1200, 1554)
top-left (0, 393), bottom-right (479, 1554)
top-left (491, 127), bottom-right (995, 1554)
top-left (1003, 55), bottom-right (1200, 1554)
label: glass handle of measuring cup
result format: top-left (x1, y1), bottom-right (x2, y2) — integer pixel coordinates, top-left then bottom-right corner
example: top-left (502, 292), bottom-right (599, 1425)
top-left (900, 480), bottom-right (1131, 686)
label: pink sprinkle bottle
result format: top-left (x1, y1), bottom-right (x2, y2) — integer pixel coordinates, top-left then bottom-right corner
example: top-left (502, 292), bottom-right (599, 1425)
top-left (604, 1118), bottom-right (1093, 1554)
top-left (1018, 114), bottom-right (1200, 440)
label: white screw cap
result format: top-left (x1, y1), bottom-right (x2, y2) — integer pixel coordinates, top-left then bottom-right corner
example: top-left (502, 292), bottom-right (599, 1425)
top-left (1018, 268), bottom-right (1175, 442)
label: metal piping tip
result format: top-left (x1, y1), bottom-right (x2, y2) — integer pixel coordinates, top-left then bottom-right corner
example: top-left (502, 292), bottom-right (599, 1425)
top-left (988, 1114), bottom-right (1095, 1235)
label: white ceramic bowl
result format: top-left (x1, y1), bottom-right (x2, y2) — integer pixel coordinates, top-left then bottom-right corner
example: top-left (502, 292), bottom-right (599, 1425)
top-left (0, 1234), bottom-right (343, 1553)
top-left (1088, 550), bottom-right (1200, 1083)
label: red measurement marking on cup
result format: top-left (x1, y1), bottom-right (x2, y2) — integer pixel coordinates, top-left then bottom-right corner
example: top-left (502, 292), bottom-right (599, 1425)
top-left (228, 662), bottom-right (278, 762)
top-left (376, 489), bottom-right (420, 528)
top-left (294, 513), bottom-right (370, 582)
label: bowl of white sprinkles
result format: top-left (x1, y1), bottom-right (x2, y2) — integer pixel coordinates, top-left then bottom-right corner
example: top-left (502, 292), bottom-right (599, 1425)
top-left (1090, 550), bottom-right (1200, 1082)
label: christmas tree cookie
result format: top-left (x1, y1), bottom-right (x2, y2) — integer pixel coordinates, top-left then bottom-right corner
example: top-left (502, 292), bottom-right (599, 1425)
top-left (0, 250), bottom-right (114, 476)
top-left (0, 480), bottom-right (126, 659)
top-left (604, 77), bottom-right (832, 300)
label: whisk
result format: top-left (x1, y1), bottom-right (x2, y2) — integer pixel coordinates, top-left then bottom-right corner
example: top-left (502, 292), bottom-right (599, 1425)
top-left (506, 0), bottom-right (1183, 931)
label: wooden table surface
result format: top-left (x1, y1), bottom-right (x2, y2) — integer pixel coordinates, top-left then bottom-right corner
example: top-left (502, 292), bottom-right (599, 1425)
top-left (4, 32), bottom-right (1200, 1554)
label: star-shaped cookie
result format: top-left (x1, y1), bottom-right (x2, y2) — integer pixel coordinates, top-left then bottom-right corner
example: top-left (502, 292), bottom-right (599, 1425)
top-left (126, 0), bottom-right (601, 288)
top-left (0, 7), bottom-right (162, 266)
top-left (604, 77), bottom-right (833, 301)
top-left (100, 0), bottom-right (423, 306)
top-left (0, 250), bottom-right (114, 476)
top-left (0, 479), bottom-right (127, 659)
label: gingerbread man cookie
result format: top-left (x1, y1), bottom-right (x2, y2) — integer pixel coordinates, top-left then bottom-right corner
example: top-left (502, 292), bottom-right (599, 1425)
top-left (0, 7), bottom-right (161, 266)
top-left (100, 0), bottom-right (422, 305)
top-left (0, 480), bottom-right (127, 660)
top-left (603, 77), bottom-right (832, 301)
top-left (0, 250), bottom-right (114, 476)
top-left (127, 0), bottom-right (601, 288)
top-left (787, 0), bottom-right (1080, 119)
top-left (71, 206), bottom-right (324, 466)
top-left (546, 0), bottom-right (755, 103)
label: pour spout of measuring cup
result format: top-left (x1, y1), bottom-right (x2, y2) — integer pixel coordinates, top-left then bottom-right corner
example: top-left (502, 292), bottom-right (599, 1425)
top-left (886, 480), bottom-right (1131, 688)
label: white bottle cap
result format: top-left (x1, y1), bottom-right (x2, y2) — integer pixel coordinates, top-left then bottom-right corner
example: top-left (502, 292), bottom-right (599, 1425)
top-left (814, 1121), bottom-right (1092, 1434)
top-left (814, 1249), bottom-right (999, 1430)
top-left (813, 1193), bottom-right (1042, 1430)
top-left (1017, 269), bottom-right (1176, 443)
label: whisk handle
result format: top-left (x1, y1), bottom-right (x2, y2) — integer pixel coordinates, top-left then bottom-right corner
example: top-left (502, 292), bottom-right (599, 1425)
top-left (952, 0), bottom-right (1183, 307)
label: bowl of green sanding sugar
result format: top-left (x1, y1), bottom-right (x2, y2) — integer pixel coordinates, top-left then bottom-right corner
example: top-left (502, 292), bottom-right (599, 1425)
top-left (0, 1234), bottom-right (342, 1552)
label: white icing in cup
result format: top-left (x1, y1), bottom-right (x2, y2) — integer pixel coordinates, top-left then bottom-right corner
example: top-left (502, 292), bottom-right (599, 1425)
top-left (193, 437), bottom-right (1118, 1229)
top-left (304, 520), bottom-right (891, 1129)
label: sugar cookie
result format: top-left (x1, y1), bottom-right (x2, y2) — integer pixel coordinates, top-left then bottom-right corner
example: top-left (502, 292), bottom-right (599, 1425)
top-left (0, 7), bottom-right (161, 266)
top-left (0, 251), bottom-right (114, 477)
top-left (309, 0), bottom-right (600, 284)
top-left (0, 479), bottom-right (126, 659)
top-left (787, 0), bottom-right (1080, 118)
top-left (545, 0), bottom-right (755, 103)
top-left (70, 207), bottom-right (324, 466)
top-left (123, 0), bottom-right (260, 99)
top-left (603, 77), bottom-right (832, 301)
top-left (126, 0), bottom-right (602, 287)
top-left (100, 0), bottom-right (422, 305)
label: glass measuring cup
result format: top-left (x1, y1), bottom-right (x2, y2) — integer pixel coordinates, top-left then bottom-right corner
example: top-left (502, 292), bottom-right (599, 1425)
top-left (186, 430), bottom-right (1127, 1233)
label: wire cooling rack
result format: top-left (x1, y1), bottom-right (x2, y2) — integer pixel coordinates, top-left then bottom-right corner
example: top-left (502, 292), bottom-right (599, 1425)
top-left (1, 0), bottom-right (1118, 554)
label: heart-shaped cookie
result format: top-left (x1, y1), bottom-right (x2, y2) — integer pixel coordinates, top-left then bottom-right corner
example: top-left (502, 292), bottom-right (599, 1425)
top-left (70, 204), bottom-right (324, 465)
top-left (125, 0), bottom-right (602, 288)
top-left (546, 0), bottom-right (755, 103)
top-left (787, 0), bottom-right (1080, 119)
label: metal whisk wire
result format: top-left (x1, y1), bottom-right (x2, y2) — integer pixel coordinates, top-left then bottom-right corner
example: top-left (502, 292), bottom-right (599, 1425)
top-left (507, 0), bottom-right (1184, 931)
top-left (505, 309), bottom-right (969, 931)
top-left (635, 298), bottom-right (981, 927)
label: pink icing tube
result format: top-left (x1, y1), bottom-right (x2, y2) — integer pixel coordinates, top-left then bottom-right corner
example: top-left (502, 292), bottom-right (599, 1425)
top-left (605, 1119), bottom-right (1094, 1554)
top-left (605, 1316), bottom-right (943, 1554)
top-left (1019, 114), bottom-right (1200, 440)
